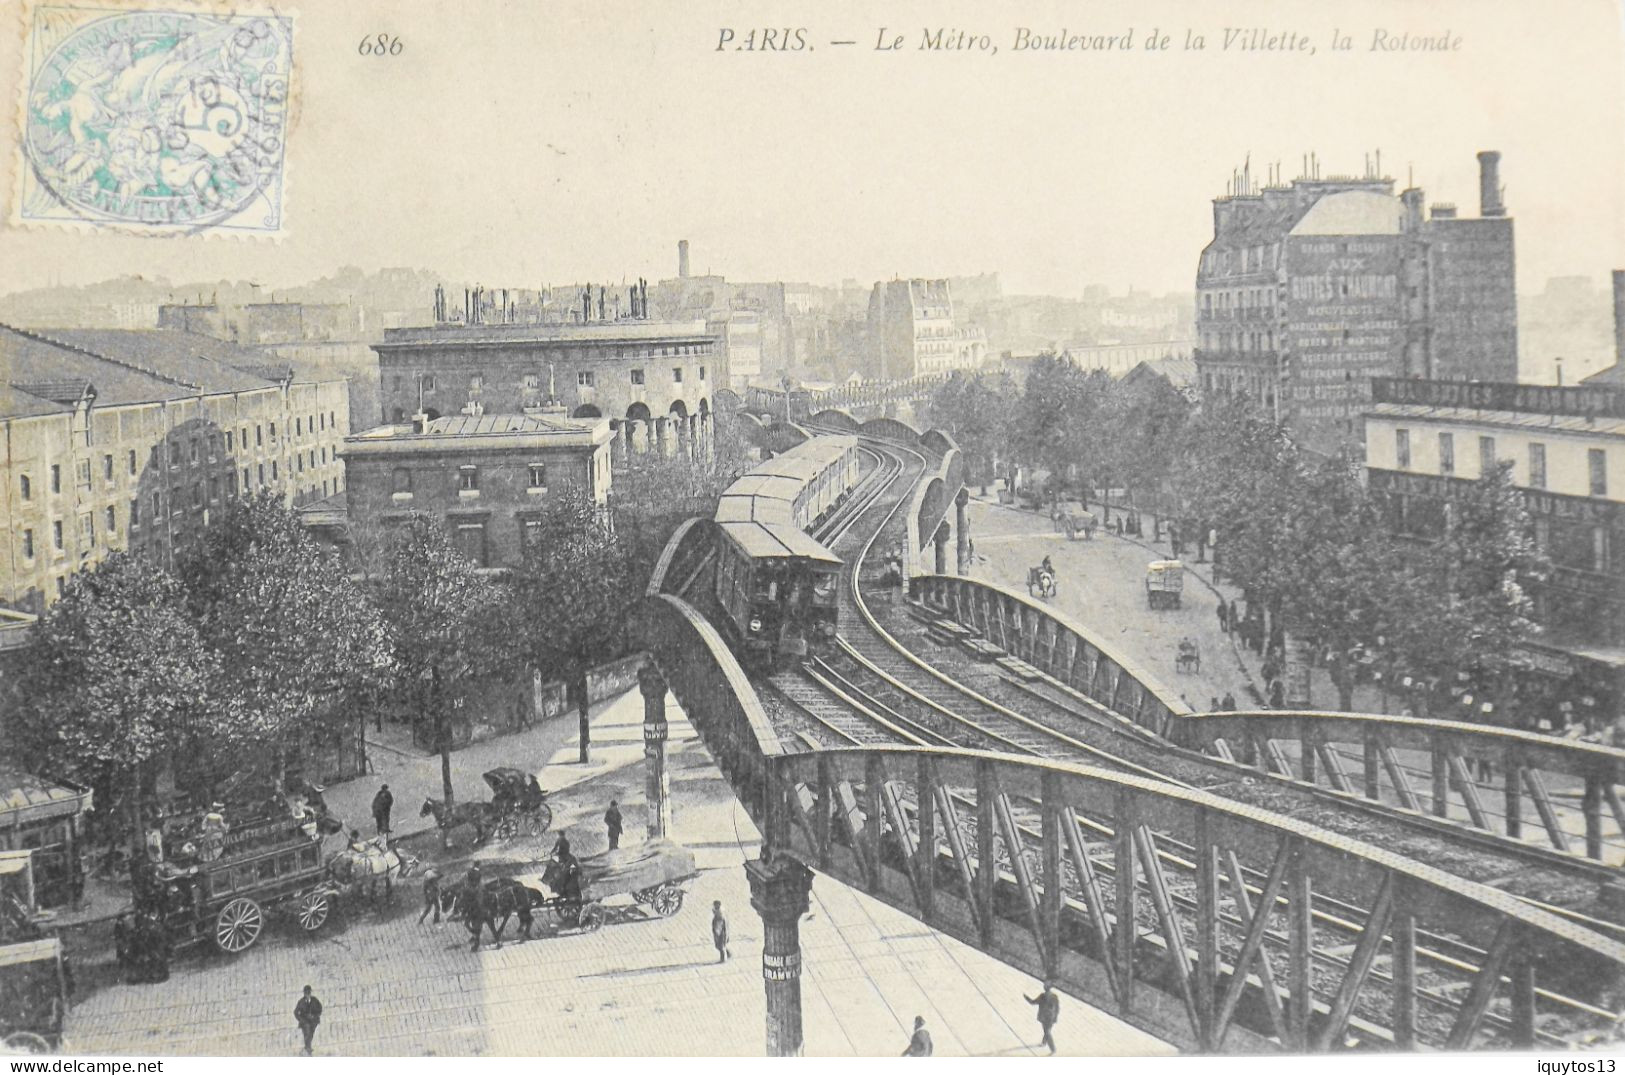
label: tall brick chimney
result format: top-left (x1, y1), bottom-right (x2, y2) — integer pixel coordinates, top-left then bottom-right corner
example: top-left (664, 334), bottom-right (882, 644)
top-left (1477, 150), bottom-right (1505, 217)
top-left (1614, 269), bottom-right (1625, 365)
top-left (678, 239), bottom-right (690, 279)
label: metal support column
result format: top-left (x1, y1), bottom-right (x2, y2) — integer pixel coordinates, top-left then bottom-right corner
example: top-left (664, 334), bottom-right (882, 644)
top-left (638, 663), bottom-right (672, 839)
top-left (745, 854), bottom-right (815, 1057)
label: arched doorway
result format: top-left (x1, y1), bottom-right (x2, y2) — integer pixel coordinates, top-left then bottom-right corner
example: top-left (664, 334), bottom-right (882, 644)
top-left (625, 402), bottom-right (652, 421)
top-left (572, 404), bottom-right (603, 419)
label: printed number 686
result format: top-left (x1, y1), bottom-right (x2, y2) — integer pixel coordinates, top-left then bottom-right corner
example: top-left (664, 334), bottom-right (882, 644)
top-left (358, 34), bottom-right (403, 56)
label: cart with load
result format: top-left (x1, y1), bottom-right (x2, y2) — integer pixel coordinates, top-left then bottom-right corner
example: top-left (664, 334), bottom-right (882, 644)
top-left (535, 838), bottom-right (697, 932)
top-left (483, 767), bottom-right (554, 841)
top-left (1145, 560), bottom-right (1185, 610)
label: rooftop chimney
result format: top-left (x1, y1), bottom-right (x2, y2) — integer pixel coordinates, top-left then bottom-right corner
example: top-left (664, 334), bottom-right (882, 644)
top-left (678, 239), bottom-right (691, 279)
top-left (1477, 150), bottom-right (1505, 217)
top-left (1613, 269), bottom-right (1625, 365)
top-left (411, 411), bottom-right (429, 435)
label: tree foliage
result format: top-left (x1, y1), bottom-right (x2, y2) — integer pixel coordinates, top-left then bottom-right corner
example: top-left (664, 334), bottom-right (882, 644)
top-left (11, 553), bottom-right (219, 826)
top-left (372, 514), bottom-right (514, 805)
top-left (175, 494), bottom-right (395, 788)
top-left (511, 493), bottom-right (640, 684)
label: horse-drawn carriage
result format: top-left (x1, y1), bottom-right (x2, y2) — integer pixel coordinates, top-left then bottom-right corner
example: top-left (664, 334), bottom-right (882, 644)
top-left (420, 769), bottom-right (555, 846)
top-left (0, 938), bottom-right (67, 1054)
top-left (0, 852), bottom-right (67, 1053)
top-left (444, 839), bottom-right (698, 947)
top-left (1027, 562), bottom-right (1058, 599)
top-left (132, 813), bottom-right (415, 959)
top-left (484, 768), bottom-right (553, 841)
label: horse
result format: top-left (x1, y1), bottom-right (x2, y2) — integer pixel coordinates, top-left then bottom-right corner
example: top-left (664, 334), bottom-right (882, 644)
top-left (325, 839), bottom-right (417, 904)
top-left (445, 877), bottom-right (539, 949)
top-left (1026, 565), bottom-right (1057, 599)
top-left (419, 797), bottom-right (495, 846)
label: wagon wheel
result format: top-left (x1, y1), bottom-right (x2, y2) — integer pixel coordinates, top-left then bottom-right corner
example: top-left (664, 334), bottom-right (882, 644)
top-left (525, 804), bottom-right (553, 836)
top-left (649, 885), bottom-right (684, 918)
top-left (552, 901), bottom-right (579, 923)
top-left (631, 886), bottom-right (658, 905)
top-left (297, 890), bottom-right (331, 932)
top-left (577, 901), bottom-right (605, 932)
top-left (3, 1032), bottom-right (51, 1054)
top-left (215, 896), bottom-right (264, 953)
top-left (493, 814), bottom-right (517, 841)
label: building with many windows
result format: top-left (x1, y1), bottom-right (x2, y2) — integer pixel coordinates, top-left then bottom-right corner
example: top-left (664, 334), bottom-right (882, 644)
top-left (1364, 376), bottom-right (1625, 717)
top-left (0, 326), bottom-right (349, 614)
top-left (1197, 152), bottom-right (1518, 454)
top-left (865, 279), bottom-right (988, 381)
top-left (337, 412), bottom-right (613, 570)
top-left (371, 315), bottom-right (718, 461)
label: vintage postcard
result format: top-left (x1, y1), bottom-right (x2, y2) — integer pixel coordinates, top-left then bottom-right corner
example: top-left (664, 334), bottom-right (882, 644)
top-left (0, 0), bottom-right (1623, 1064)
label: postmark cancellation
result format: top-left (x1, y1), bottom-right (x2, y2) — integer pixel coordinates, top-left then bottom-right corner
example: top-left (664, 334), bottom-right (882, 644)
top-left (14, 4), bottom-right (293, 237)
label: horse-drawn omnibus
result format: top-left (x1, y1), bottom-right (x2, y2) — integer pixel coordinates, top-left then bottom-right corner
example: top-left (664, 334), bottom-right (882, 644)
top-left (135, 811), bottom-right (412, 956)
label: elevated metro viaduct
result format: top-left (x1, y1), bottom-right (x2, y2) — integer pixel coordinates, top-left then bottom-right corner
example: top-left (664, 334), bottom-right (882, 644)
top-left (624, 417), bottom-right (1625, 1056)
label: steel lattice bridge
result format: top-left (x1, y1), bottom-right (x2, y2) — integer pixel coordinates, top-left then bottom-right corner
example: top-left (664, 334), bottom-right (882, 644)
top-left (626, 418), bottom-right (1625, 1056)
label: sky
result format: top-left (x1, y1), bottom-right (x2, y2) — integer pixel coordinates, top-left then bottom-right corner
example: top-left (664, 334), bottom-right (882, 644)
top-left (1, 0), bottom-right (1622, 299)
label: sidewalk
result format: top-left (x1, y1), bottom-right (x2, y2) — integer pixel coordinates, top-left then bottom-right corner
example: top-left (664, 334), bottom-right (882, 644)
top-left (327, 690), bottom-right (657, 860)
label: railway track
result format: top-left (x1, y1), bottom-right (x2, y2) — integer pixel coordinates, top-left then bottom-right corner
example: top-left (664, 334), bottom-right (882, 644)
top-left (747, 426), bottom-right (1624, 1047)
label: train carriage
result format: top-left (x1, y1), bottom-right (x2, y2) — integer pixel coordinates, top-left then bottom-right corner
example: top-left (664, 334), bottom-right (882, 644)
top-left (712, 434), bottom-right (861, 669)
top-left (714, 521), bottom-right (840, 669)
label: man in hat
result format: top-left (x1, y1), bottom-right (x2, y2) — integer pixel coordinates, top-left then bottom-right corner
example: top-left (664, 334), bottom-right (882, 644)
top-left (711, 900), bottom-right (729, 963)
top-left (306, 784), bottom-right (328, 814)
top-left (902, 1015), bottom-right (933, 1056)
top-left (294, 984), bottom-right (322, 1055)
top-left (1025, 981), bottom-right (1060, 1054)
top-left (371, 783), bottom-right (393, 835)
top-left (418, 866), bottom-right (444, 925)
top-left (604, 799), bottom-right (623, 851)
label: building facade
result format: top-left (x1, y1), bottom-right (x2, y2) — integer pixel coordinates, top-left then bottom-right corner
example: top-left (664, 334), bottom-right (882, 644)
top-left (340, 413), bottom-right (613, 570)
top-left (0, 326), bottom-right (349, 614)
top-left (1364, 376), bottom-right (1625, 715)
top-left (865, 278), bottom-right (988, 381)
top-left (371, 318), bottom-right (718, 461)
top-left (1197, 152), bottom-right (1518, 454)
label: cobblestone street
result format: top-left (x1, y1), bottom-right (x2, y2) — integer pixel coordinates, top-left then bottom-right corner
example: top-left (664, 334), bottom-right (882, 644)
top-left (62, 690), bottom-right (1173, 1057)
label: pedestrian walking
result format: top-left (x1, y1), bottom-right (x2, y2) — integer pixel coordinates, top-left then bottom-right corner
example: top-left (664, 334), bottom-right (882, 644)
top-left (1209, 696), bottom-right (1221, 712)
top-left (1221, 691), bottom-right (1237, 711)
top-left (294, 984), bottom-right (322, 1056)
top-left (605, 800), bottom-right (623, 851)
top-left (1260, 657), bottom-right (1279, 685)
top-left (371, 783), bottom-right (393, 835)
top-left (902, 1015), bottom-right (933, 1056)
top-left (418, 866), bottom-right (443, 925)
top-left (1269, 679), bottom-right (1286, 709)
top-left (711, 900), bottom-right (730, 962)
top-left (1025, 981), bottom-right (1060, 1054)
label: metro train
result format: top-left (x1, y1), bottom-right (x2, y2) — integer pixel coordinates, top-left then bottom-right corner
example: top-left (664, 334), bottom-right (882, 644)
top-left (713, 435), bottom-right (862, 669)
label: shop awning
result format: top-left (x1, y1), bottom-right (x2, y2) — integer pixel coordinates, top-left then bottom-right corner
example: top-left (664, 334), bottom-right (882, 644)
top-left (0, 767), bottom-right (91, 827)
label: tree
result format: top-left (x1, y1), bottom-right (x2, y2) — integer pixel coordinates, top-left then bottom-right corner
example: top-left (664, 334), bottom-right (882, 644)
top-left (1105, 374), bottom-right (1192, 526)
top-left (1386, 461), bottom-right (1548, 716)
top-left (1011, 354), bottom-right (1096, 504)
top-left (924, 372), bottom-right (1016, 494)
top-left (511, 493), bottom-right (640, 763)
top-left (372, 515), bottom-right (514, 815)
top-left (10, 553), bottom-right (219, 840)
top-left (176, 494), bottom-right (395, 793)
top-left (1276, 454), bottom-right (1407, 710)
